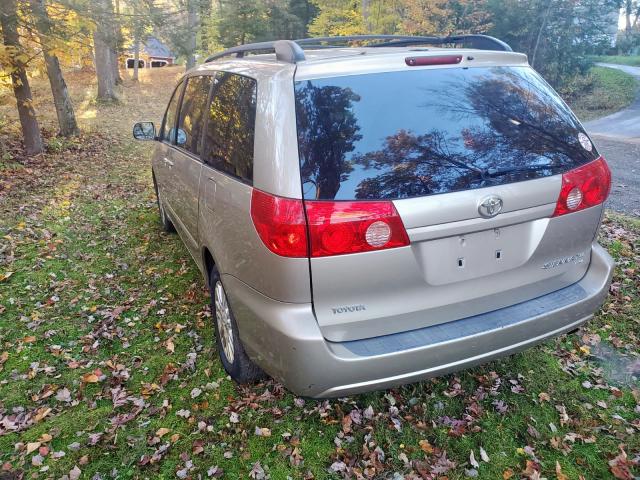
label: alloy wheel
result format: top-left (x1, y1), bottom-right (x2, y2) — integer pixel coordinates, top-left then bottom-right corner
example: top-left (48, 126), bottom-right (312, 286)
top-left (214, 280), bottom-right (235, 363)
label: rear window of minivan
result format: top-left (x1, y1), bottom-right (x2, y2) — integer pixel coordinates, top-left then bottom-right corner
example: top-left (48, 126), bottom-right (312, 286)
top-left (294, 66), bottom-right (599, 201)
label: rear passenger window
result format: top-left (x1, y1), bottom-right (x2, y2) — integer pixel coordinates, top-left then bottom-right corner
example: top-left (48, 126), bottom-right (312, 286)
top-left (203, 72), bottom-right (257, 182)
top-left (176, 75), bottom-right (213, 155)
top-left (161, 80), bottom-right (184, 143)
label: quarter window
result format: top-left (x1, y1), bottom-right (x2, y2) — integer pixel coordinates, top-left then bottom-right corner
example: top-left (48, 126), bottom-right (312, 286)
top-left (161, 80), bottom-right (184, 144)
top-left (203, 72), bottom-right (257, 182)
top-left (176, 75), bottom-right (214, 155)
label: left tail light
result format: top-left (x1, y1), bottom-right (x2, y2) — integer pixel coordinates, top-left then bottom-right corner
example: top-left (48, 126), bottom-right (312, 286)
top-left (553, 156), bottom-right (611, 217)
top-left (250, 190), bottom-right (410, 258)
top-left (250, 189), bottom-right (308, 257)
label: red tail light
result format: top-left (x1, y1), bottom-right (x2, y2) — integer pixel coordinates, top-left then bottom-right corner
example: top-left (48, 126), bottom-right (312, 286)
top-left (553, 156), bottom-right (611, 217)
top-left (305, 200), bottom-right (409, 257)
top-left (251, 190), bottom-right (410, 258)
top-left (251, 189), bottom-right (308, 257)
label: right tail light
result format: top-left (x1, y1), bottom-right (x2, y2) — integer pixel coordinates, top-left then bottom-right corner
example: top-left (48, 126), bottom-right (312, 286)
top-left (304, 200), bottom-right (410, 257)
top-left (553, 156), bottom-right (611, 217)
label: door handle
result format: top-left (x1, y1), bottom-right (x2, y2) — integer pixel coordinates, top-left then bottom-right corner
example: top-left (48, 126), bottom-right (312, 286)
top-left (163, 157), bottom-right (174, 167)
top-left (207, 176), bottom-right (216, 194)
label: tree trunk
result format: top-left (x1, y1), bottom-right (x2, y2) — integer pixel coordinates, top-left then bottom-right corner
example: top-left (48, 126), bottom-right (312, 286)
top-left (185, 0), bottom-right (198, 70)
top-left (133, 35), bottom-right (140, 81)
top-left (29, 0), bottom-right (79, 137)
top-left (200, 0), bottom-right (212, 53)
top-left (531, 0), bottom-right (552, 69)
top-left (362, 0), bottom-right (371, 33)
top-left (112, 0), bottom-right (122, 84)
top-left (93, 0), bottom-right (118, 101)
top-left (111, 48), bottom-right (122, 85)
top-left (94, 31), bottom-right (117, 101)
top-left (0, 0), bottom-right (44, 155)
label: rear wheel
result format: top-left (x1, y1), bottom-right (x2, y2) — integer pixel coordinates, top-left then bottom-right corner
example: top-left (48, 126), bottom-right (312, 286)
top-left (153, 175), bottom-right (175, 232)
top-left (209, 266), bottom-right (264, 383)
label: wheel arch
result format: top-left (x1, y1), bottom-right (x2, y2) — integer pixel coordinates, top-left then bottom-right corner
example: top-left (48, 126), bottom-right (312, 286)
top-left (202, 246), bottom-right (216, 287)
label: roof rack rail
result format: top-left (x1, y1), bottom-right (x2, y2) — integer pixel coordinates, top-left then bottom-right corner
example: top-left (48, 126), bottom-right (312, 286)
top-left (204, 39), bottom-right (305, 64)
top-left (203, 34), bottom-right (512, 65)
top-left (295, 34), bottom-right (512, 52)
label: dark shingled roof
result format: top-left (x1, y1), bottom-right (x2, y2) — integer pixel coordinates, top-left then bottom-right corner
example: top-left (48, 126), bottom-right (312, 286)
top-left (142, 37), bottom-right (173, 58)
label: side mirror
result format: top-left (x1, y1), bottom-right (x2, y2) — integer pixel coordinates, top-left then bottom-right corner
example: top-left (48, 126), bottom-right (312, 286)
top-left (133, 121), bottom-right (156, 140)
top-left (176, 128), bottom-right (187, 146)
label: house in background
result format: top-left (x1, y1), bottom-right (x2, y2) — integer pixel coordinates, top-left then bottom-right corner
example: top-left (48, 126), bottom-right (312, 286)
top-left (125, 37), bottom-right (175, 69)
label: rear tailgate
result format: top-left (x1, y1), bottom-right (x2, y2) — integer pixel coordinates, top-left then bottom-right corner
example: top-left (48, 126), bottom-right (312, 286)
top-left (294, 53), bottom-right (603, 342)
top-left (309, 179), bottom-right (601, 342)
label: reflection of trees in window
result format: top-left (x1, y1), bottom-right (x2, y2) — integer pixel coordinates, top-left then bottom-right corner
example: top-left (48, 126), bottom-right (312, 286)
top-left (353, 129), bottom-right (485, 199)
top-left (203, 73), bottom-right (256, 182)
top-left (352, 68), bottom-right (596, 199)
top-left (162, 81), bottom-right (183, 143)
top-left (295, 82), bottom-right (362, 200)
top-left (178, 76), bottom-right (213, 154)
top-left (426, 68), bottom-right (594, 169)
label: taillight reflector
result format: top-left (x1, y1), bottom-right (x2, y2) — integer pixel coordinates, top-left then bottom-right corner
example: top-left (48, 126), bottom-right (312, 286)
top-left (553, 156), bottom-right (611, 217)
top-left (305, 200), bottom-right (409, 257)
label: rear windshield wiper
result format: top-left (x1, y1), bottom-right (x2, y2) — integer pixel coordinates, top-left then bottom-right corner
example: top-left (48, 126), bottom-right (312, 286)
top-left (484, 164), bottom-right (556, 178)
top-left (430, 159), bottom-right (555, 180)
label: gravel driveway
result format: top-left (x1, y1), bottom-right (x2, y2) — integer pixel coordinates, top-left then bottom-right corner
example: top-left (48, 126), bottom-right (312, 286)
top-left (584, 63), bottom-right (640, 216)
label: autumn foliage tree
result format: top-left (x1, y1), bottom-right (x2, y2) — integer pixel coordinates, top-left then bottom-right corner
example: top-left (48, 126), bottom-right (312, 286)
top-left (28, 0), bottom-right (79, 136)
top-left (1, 0), bottom-right (44, 155)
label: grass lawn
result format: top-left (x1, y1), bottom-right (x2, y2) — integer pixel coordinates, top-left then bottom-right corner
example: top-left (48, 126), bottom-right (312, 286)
top-left (0, 67), bottom-right (639, 480)
top-left (567, 66), bottom-right (639, 122)
top-left (591, 55), bottom-right (640, 67)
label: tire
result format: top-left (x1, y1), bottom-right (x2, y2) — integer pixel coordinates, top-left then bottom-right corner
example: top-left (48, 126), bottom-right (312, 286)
top-left (208, 266), bottom-right (264, 383)
top-left (153, 175), bottom-right (175, 233)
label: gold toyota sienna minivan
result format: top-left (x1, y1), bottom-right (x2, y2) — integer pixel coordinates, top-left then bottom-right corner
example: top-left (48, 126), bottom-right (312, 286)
top-left (133, 35), bottom-right (615, 398)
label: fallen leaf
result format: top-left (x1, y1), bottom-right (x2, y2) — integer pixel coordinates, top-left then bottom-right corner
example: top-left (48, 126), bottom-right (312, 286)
top-left (81, 373), bottom-right (99, 383)
top-left (26, 442), bottom-right (41, 454)
top-left (556, 460), bottom-right (568, 480)
top-left (0, 271), bottom-right (14, 282)
top-left (69, 466), bottom-right (81, 480)
top-left (419, 439), bottom-right (434, 454)
top-left (480, 446), bottom-right (490, 463)
top-left (609, 446), bottom-right (633, 480)
top-left (469, 450), bottom-right (479, 469)
top-left (55, 387), bottom-right (72, 403)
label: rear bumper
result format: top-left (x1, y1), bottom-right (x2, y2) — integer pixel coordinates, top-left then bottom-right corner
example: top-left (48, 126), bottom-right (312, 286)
top-left (225, 243), bottom-right (614, 398)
